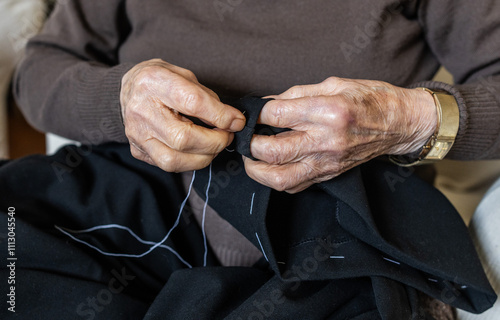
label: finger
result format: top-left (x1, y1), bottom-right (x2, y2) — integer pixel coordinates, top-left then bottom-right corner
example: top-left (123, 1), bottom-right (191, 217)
top-left (150, 108), bottom-right (234, 154)
top-left (162, 76), bottom-right (246, 132)
top-left (258, 96), bottom-right (333, 129)
top-left (243, 157), bottom-right (314, 192)
top-left (193, 84), bottom-right (230, 127)
top-left (250, 130), bottom-right (314, 165)
top-left (142, 138), bottom-right (215, 172)
top-left (258, 99), bottom-right (308, 128)
top-left (259, 96), bottom-right (349, 132)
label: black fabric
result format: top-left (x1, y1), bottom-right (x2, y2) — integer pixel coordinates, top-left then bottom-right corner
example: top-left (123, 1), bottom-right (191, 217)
top-left (225, 96), bottom-right (285, 160)
top-left (0, 159), bottom-right (9, 167)
top-left (193, 97), bottom-right (497, 315)
top-left (0, 144), bottom-right (382, 320)
top-left (192, 151), bottom-right (496, 317)
top-left (0, 97), bottom-right (496, 319)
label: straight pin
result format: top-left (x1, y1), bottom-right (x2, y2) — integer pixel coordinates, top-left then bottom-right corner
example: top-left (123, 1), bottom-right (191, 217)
top-left (250, 193), bottom-right (256, 215)
top-left (383, 257), bottom-right (401, 265)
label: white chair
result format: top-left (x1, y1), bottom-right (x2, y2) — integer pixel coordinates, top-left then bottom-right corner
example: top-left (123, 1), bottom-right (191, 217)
top-left (0, 0), bottom-right (46, 159)
top-left (457, 179), bottom-right (500, 319)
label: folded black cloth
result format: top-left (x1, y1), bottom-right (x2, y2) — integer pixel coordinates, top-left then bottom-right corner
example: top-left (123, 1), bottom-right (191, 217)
top-left (193, 97), bottom-right (497, 317)
top-left (0, 97), bottom-right (496, 320)
top-left (227, 97), bottom-right (277, 160)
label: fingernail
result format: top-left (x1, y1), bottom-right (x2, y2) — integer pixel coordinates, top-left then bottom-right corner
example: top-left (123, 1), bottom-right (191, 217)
top-left (229, 117), bottom-right (246, 132)
top-left (262, 95), bottom-right (277, 99)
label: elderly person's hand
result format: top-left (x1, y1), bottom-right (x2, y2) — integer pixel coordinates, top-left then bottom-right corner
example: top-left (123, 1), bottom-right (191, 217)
top-left (244, 77), bottom-right (438, 193)
top-left (120, 59), bottom-right (246, 172)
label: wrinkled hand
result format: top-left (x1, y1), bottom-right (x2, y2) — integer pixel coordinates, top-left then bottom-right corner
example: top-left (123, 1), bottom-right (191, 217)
top-left (120, 59), bottom-right (245, 172)
top-left (244, 77), bottom-right (437, 193)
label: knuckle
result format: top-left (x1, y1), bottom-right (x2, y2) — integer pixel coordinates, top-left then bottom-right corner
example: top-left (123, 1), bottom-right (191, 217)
top-left (180, 89), bottom-right (202, 114)
top-left (328, 104), bottom-right (352, 129)
top-left (337, 109), bottom-right (352, 126)
top-left (324, 76), bottom-right (349, 92)
top-left (270, 148), bottom-right (285, 165)
top-left (213, 133), bottom-right (230, 152)
top-left (182, 69), bottom-right (197, 81)
top-left (201, 130), bottom-right (228, 154)
top-left (135, 66), bottom-right (156, 82)
top-left (211, 111), bottom-right (229, 128)
top-left (302, 161), bottom-right (317, 176)
top-left (287, 85), bottom-right (303, 98)
top-left (125, 100), bottom-right (141, 116)
top-left (156, 152), bottom-right (177, 172)
top-left (169, 125), bottom-right (190, 151)
top-left (270, 102), bottom-right (288, 127)
top-left (270, 172), bottom-right (290, 192)
top-left (129, 146), bottom-right (142, 159)
top-left (133, 68), bottom-right (162, 92)
top-left (260, 139), bottom-right (283, 164)
top-left (124, 128), bottom-right (136, 142)
top-left (323, 76), bottom-right (339, 86)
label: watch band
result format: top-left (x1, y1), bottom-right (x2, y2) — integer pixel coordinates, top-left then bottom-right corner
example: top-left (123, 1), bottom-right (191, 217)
top-left (390, 88), bottom-right (460, 167)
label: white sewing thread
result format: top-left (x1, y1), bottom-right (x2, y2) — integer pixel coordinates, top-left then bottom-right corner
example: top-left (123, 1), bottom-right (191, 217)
top-left (249, 193), bottom-right (256, 215)
top-left (201, 163), bottom-right (213, 267)
top-left (383, 257), bottom-right (401, 265)
top-left (58, 224), bottom-right (190, 263)
top-left (428, 278), bottom-right (438, 283)
top-left (255, 232), bottom-right (269, 262)
top-left (330, 256), bottom-right (345, 259)
top-left (55, 226), bottom-right (192, 268)
top-left (54, 171), bottom-right (197, 267)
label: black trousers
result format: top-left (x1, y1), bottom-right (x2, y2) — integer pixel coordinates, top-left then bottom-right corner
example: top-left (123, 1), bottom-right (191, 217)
top-left (0, 143), bottom-right (496, 319)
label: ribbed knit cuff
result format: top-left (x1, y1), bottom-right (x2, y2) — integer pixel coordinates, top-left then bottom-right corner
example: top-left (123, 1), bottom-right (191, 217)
top-left (409, 81), bottom-right (500, 160)
top-left (77, 62), bottom-right (135, 144)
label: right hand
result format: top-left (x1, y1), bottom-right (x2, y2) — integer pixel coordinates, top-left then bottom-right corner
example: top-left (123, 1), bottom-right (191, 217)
top-left (120, 59), bottom-right (245, 172)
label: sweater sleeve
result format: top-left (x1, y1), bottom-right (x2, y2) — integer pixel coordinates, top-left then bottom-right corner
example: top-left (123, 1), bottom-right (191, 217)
top-left (411, 0), bottom-right (500, 160)
top-left (14, 0), bottom-right (135, 144)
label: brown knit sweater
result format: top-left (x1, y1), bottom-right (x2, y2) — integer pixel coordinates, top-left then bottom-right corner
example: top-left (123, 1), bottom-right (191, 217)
top-left (13, 3), bottom-right (499, 317)
top-left (14, 0), bottom-right (500, 160)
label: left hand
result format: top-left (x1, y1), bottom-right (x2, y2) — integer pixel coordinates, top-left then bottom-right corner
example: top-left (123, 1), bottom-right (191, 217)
top-left (244, 77), bottom-right (437, 193)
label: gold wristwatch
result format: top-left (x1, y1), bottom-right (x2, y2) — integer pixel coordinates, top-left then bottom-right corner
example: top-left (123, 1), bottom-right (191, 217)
top-left (390, 88), bottom-right (460, 167)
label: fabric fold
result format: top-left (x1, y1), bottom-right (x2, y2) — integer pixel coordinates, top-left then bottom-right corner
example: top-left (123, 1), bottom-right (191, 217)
top-left (192, 96), bottom-right (497, 315)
